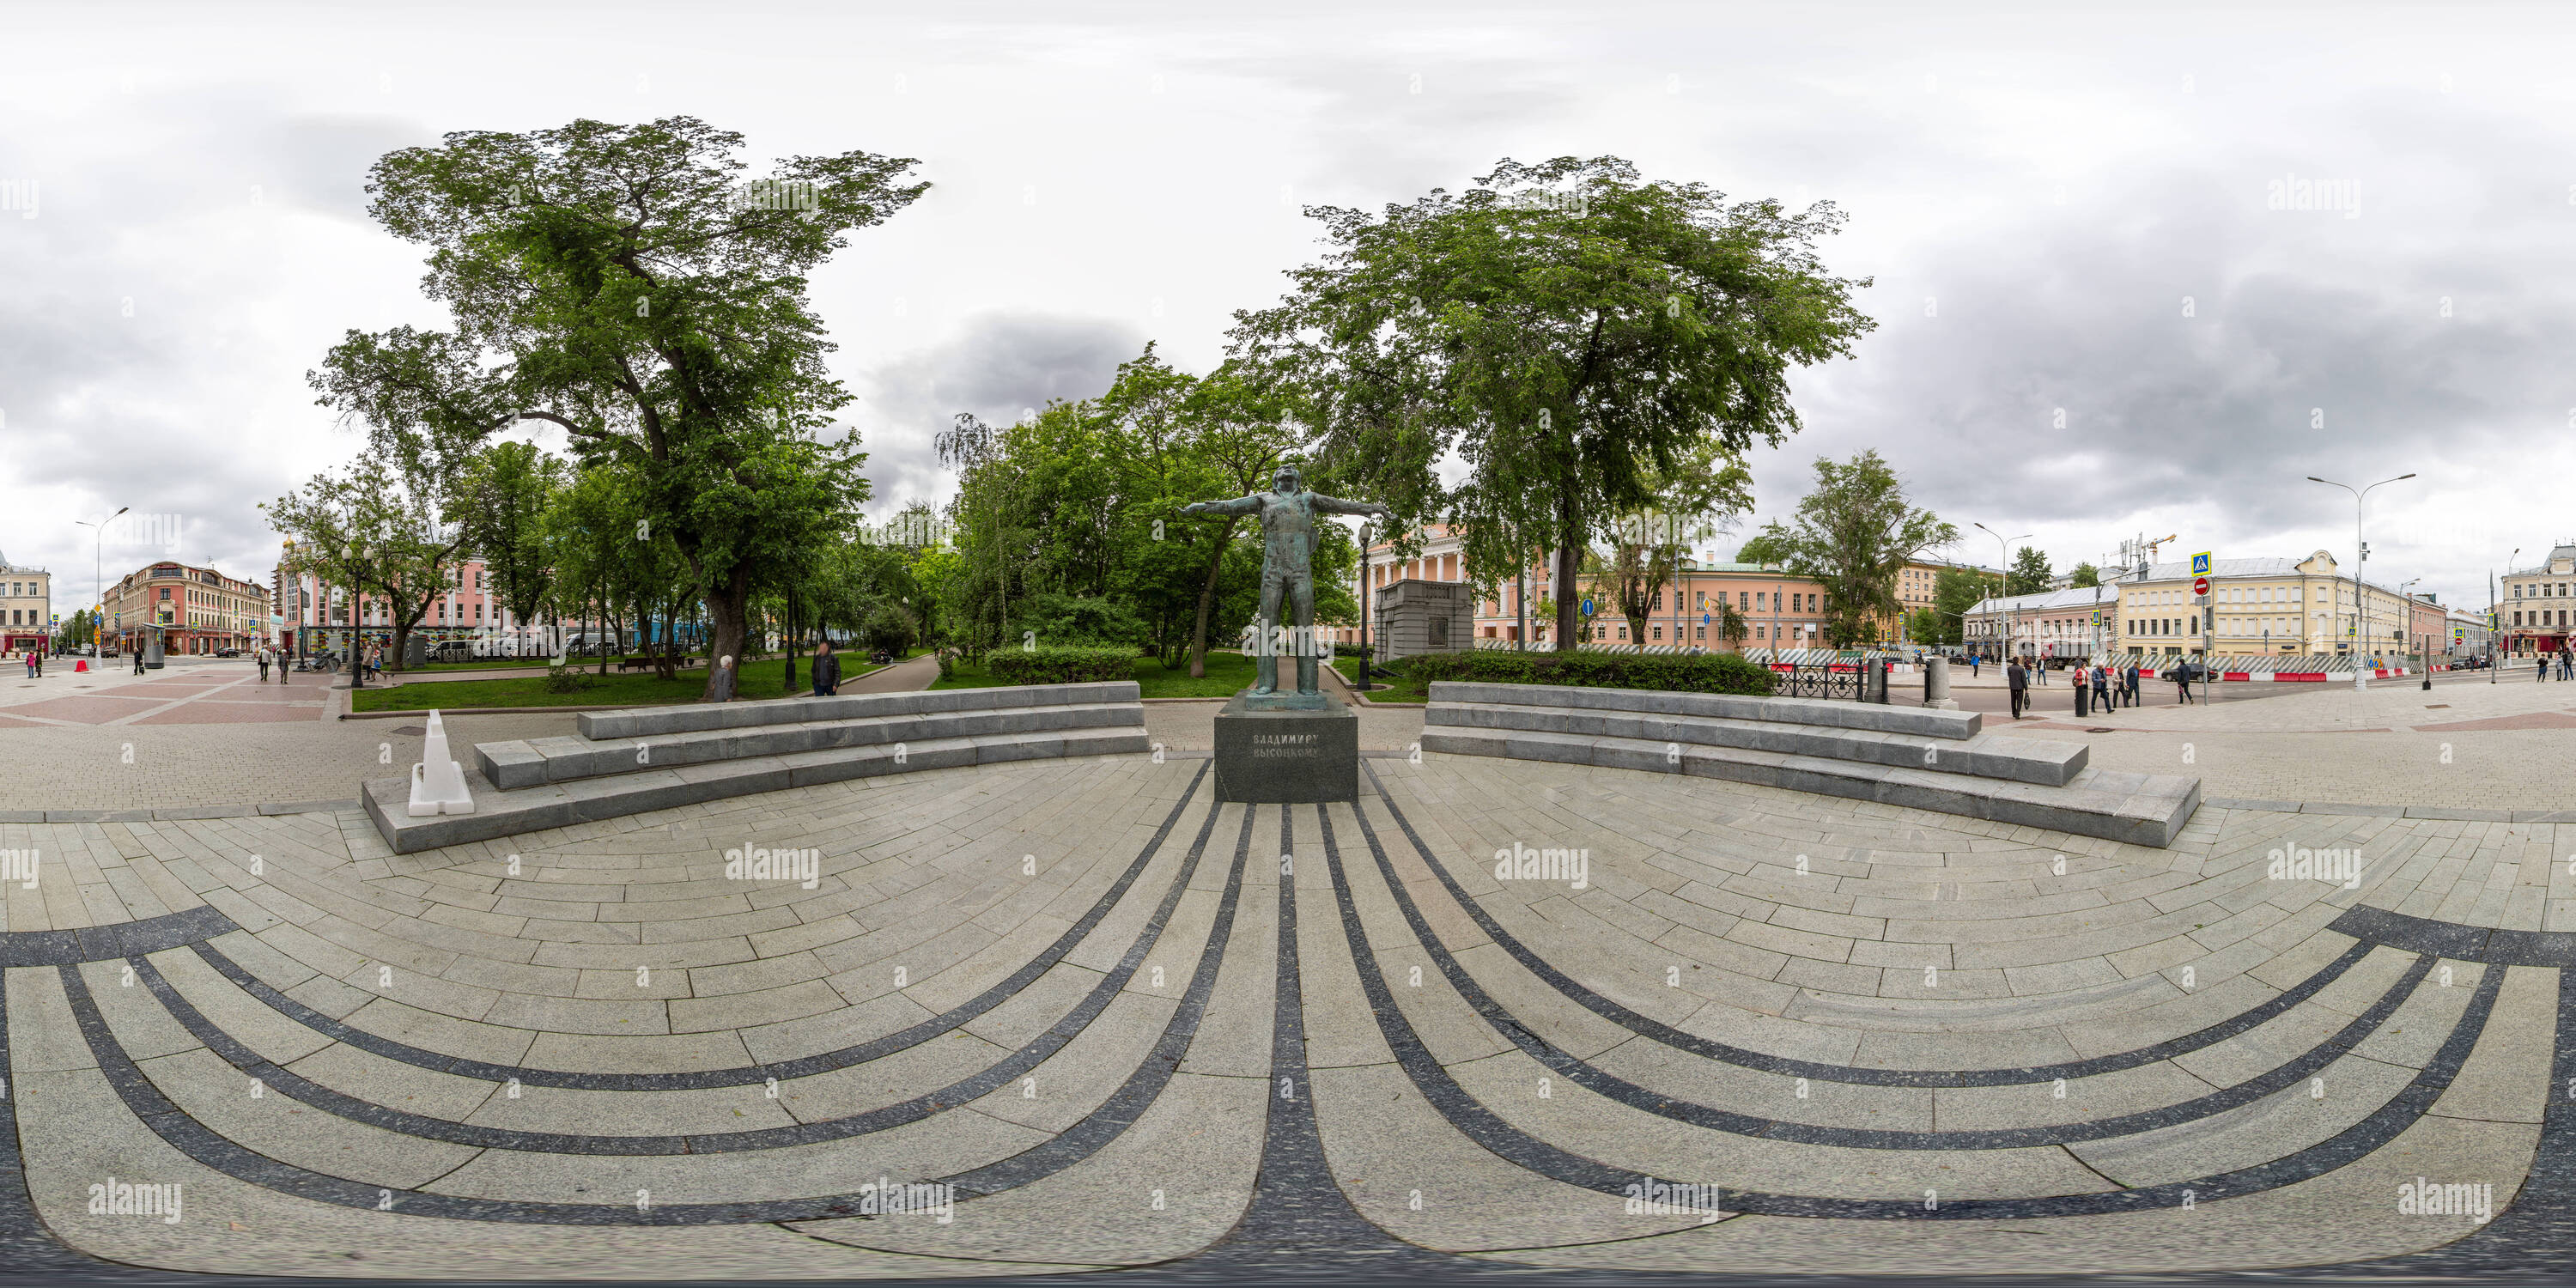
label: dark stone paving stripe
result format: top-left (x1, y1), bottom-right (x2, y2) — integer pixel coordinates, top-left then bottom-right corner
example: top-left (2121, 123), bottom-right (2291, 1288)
top-left (117, 772), bottom-right (1228, 1157)
top-left (0, 903), bottom-right (232, 967)
top-left (2313, 965), bottom-right (2576, 1276)
top-left (1358, 762), bottom-right (2371, 1087)
top-left (190, 761), bottom-right (1212, 1092)
top-left (1169, 803), bottom-right (1467, 1271)
top-left (1339, 780), bottom-right (2439, 1148)
top-left (1318, 787), bottom-right (2513, 1218)
top-left (50, 799), bottom-right (1230, 1224)
top-left (2330, 903), bottom-right (2576, 967)
top-left (934, 799), bottom-right (1255, 1198)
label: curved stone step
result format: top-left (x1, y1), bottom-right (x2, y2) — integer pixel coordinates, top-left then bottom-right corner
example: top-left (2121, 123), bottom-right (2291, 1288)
top-left (1418, 726), bottom-right (2196, 848)
top-left (366, 728), bottom-right (1151, 854)
top-left (1426, 699), bottom-right (2087, 786)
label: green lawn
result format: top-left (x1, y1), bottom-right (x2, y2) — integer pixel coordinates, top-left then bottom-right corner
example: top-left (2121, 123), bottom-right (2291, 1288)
top-left (351, 660), bottom-right (882, 712)
top-left (1332, 656), bottom-right (1429, 703)
top-left (927, 648), bottom-right (1264, 698)
top-left (391, 657), bottom-right (569, 673)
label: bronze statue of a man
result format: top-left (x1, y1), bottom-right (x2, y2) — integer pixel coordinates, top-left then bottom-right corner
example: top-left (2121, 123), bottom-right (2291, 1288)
top-left (1182, 465), bottom-right (1392, 707)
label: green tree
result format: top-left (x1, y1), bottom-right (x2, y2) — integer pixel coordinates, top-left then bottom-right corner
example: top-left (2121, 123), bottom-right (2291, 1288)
top-left (1737, 451), bottom-right (1957, 648)
top-left (1905, 605), bottom-right (1946, 647)
top-left (354, 116), bottom-right (920, 697)
top-left (263, 460), bottom-right (413, 684)
top-left (1715, 600), bottom-right (1750, 652)
top-left (454, 440), bottom-right (565, 648)
top-left (1233, 155), bottom-right (1874, 653)
top-left (1929, 567), bottom-right (1999, 647)
top-left (1589, 441), bottom-right (1753, 649)
top-left (2008, 546), bottom-right (2053, 596)
top-left (2067, 562), bottom-right (2100, 589)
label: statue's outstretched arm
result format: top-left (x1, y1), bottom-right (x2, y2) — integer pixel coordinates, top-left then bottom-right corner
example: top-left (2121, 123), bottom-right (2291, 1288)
top-left (1181, 495), bottom-right (1264, 518)
top-left (1308, 494), bottom-right (1394, 519)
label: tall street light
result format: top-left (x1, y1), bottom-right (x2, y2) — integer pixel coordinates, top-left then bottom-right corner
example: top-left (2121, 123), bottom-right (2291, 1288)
top-left (2492, 546), bottom-right (2518, 683)
top-left (74, 506), bottom-right (128, 657)
top-left (2306, 473), bottom-right (2414, 690)
top-left (1973, 523), bottom-right (2030, 665)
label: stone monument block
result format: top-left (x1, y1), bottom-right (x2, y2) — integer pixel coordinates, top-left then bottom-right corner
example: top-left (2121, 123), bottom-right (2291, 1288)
top-left (1213, 692), bottom-right (1358, 803)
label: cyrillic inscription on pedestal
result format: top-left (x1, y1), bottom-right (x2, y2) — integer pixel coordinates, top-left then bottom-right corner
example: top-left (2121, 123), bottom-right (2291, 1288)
top-left (1213, 692), bottom-right (1359, 803)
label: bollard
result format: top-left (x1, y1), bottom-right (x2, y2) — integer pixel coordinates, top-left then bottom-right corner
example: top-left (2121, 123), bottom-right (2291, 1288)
top-left (1923, 655), bottom-right (1958, 709)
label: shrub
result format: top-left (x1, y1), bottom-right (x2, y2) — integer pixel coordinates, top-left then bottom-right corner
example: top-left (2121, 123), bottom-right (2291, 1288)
top-left (863, 603), bottom-right (917, 657)
top-left (1402, 649), bottom-right (1777, 696)
top-left (987, 645), bottom-right (1135, 686)
top-left (542, 664), bottom-right (592, 694)
top-left (935, 648), bottom-right (957, 680)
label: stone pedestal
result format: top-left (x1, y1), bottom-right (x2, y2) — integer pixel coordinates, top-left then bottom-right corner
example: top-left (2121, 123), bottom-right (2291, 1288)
top-left (1923, 655), bottom-right (1959, 709)
top-left (1214, 691), bottom-right (1358, 803)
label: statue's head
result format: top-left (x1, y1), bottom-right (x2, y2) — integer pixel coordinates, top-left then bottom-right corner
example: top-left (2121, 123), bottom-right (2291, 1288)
top-left (1272, 464), bottom-right (1303, 494)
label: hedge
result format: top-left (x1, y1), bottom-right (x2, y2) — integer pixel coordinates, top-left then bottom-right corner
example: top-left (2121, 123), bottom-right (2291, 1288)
top-left (986, 646), bottom-right (1138, 686)
top-left (1401, 649), bottom-right (1777, 696)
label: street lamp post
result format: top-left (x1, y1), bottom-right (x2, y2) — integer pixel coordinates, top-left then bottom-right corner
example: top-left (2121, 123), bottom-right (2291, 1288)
top-left (74, 506), bottom-right (128, 657)
top-left (2492, 547), bottom-right (2517, 683)
top-left (2306, 473), bottom-right (2415, 691)
top-left (1974, 524), bottom-right (2030, 665)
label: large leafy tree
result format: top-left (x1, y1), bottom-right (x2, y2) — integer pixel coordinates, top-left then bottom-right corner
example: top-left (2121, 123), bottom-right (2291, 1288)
top-left (2067, 561), bottom-right (2101, 589)
top-left (345, 116), bottom-right (920, 697)
top-left (1233, 155), bottom-right (1874, 651)
top-left (2008, 546), bottom-right (2054, 596)
top-left (1929, 566), bottom-right (2000, 646)
top-left (454, 440), bottom-right (565, 645)
top-left (1738, 450), bottom-right (1957, 648)
top-left (1588, 440), bottom-right (1753, 648)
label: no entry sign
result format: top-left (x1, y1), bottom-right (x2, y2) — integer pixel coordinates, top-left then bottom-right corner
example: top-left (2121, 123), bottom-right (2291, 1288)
top-left (2193, 575), bottom-right (2210, 596)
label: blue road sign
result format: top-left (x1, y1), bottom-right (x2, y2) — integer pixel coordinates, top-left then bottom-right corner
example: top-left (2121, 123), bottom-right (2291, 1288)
top-left (2190, 551), bottom-right (2212, 576)
top-left (1581, 598), bottom-right (1594, 615)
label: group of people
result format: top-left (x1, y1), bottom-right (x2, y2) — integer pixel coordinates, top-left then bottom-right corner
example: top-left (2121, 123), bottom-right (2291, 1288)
top-left (18, 648), bottom-right (41, 678)
top-left (2004, 659), bottom-right (2172, 719)
top-left (2537, 649), bottom-right (2576, 682)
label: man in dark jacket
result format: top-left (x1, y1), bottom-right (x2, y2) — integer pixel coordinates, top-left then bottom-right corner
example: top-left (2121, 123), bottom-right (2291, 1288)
top-left (2090, 663), bottom-right (2111, 714)
top-left (2007, 659), bottom-right (2027, 720)
top-left (811, 639), bottom-right (841, 697)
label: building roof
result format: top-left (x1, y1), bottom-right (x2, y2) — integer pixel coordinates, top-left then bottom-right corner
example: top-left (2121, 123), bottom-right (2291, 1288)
top-left (1968, 586), bottom-right (2117, 615)
top-left (2505, 543), bottom-right (2576, 577)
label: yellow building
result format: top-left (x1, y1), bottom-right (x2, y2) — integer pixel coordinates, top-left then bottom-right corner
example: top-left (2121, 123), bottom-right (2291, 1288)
top-left (2112, 550), bottom-right (2420, 659)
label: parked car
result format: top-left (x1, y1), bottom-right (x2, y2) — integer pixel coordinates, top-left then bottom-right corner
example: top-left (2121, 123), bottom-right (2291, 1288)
top-left (214, 647), bottom-right (242, 658)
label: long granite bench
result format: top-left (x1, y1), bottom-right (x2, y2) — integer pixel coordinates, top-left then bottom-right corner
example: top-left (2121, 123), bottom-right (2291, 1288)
top-left (1419, 682), bottom-right (2199, 848)
top-left (362, 682), bottom-right (1150, 854)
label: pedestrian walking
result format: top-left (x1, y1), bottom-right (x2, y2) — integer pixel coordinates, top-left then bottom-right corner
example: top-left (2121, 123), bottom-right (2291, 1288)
top-left (2175, 664), bottom-right (2196, 704)
top-left (2541, 656), bottom-right (2550, 683)
top-left (1970, 655), bottom-right (1979, 678)
top-left (2123, 662), bottom-right (2140, 707)
top-left (708, 654), bottom-right (738, 702)
top-left (2091, 664), bottom-right (2111, 713)
top-left (133, 645), bottom-right (146, 675)
top-left (32, 650), bottom-right (41, 678)
top-left (2007, 659), bottom-right (2028, 720)
top-left (256, 647), bottom-right (270, 682)
top-left (811, 638), bottom-right (841, 697)
top-left (20, 650), bottom-right (31, 679)
top-left (2033, 659), bottom-right (2047, 686)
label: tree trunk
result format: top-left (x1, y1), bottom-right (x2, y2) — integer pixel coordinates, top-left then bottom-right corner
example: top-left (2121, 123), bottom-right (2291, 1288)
top-left (702, 569), bottom-right (750, 702)
top-left (1554, 544), bottom-right (1580, 653)
top-left (1187, 519), bottom-right (1238, 678)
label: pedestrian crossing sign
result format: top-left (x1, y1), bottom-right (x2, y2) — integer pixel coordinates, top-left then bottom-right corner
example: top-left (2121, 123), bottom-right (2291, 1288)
top-left (2190, 551), bottom-right (2211, 576)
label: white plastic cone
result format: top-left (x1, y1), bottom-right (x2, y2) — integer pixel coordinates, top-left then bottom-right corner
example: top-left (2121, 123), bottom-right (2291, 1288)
top-left (408, 709), bottom-right (477, 816)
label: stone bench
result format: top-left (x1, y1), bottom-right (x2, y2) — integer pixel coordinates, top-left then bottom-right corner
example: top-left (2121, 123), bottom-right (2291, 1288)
top-left (361, 682), bottom-right (1149, 854)
top-left (478, 697), bottom-right (1142, 789)
top-left (1419, 682), bottom-right (2198, 848)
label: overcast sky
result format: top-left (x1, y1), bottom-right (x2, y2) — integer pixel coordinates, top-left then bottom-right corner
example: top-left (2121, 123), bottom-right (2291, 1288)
top-left (3, 0), bottom-right (2570, 613)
